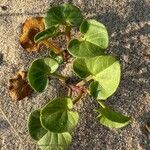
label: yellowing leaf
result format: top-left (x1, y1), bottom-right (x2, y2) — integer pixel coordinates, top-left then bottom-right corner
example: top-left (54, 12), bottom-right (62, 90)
top-left (19, 17), bottom-right (45, 52)
top-left (9, 71), bottom-right (33, 101)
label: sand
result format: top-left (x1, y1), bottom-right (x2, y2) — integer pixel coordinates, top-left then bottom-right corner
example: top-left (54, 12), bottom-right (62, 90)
top-left (0, 0), bottom-right (150, 149)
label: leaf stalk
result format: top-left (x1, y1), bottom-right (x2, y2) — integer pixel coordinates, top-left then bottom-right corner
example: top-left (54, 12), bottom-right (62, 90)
top-left (50, 73), bottom-right (68, 81)
top-left (42, 40), bottom-right (63, 54)
top-left (76, 75), bottom-right (93, 87)
top-left (73, 91), bottom-right (83, 104)
top-left (65, 26), bottom-right (71, 42)
top-left (98, 101), bottom-right (106, 108)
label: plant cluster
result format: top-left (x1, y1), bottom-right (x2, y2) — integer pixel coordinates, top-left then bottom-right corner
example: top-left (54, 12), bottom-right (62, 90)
top-left (9, 3), bottom-right (131, 150)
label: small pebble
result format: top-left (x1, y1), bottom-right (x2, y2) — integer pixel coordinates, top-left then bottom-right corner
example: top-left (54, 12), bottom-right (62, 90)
top-left (1, 6), bottom-right (7, 11)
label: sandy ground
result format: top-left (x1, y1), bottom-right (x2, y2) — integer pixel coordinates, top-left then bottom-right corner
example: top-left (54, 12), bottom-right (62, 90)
top-left (0, 0), bottom-right (150, 150)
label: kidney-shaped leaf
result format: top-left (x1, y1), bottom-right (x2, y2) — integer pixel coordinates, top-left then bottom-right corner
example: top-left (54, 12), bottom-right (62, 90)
top-left (34, 27), bottom-right (58, 43)
top-left (38, 131), bottom-right (72, 150)
top-left (97, 106), bottom-right (131, 129)
top-left (28, 58), bottom-right (59, 92)
top-left (27, 109), bottom-right (72, 149)
top-left (68, 19), bottom-right (109, 58)
top-left (28, 109), bottom-right (47, 141)
top-left (45, 4), bottom-right (83, 28)
top-left (41, 97), bottom-right (79, 133)
top-left (73, 55), bottom-right (121, 100)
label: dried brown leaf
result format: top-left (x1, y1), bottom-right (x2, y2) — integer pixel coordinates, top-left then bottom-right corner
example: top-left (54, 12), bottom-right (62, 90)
top-left (19, 17), bottom-right (45, 52)
top-left (9, 71), bottom-right (33, 101)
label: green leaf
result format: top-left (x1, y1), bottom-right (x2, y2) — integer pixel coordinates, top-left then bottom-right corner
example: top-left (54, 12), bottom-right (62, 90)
top-left (68, 19), bottom-right (109, 58)
top-left (27, 109), bottom-right (47, 141)
top-left (38, 132), bottom-right (72, 150)
top-left (89, 81), bottom-right (100, 98)
top-left (28, 58), bottom-right (59, 92)
top-left (41, 97), bottom-right (79, 133)
top-left (73, 55), bottom-right (121, 99)
top-left (27, 109), bottom-right (72, 149)
top-left (45, 4), bottom-right (83, 28)
top-left (97, 106), bottom-right (131, 129)
top-left (34, 27), bottom-right (58, 43)
top-left (73, 58), bottom-right (90, 78)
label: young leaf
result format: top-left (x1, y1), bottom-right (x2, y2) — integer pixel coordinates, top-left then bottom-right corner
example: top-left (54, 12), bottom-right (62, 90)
top-left (97, 106), bottom-right (131, 129)
top-left (45, 3), bottom-right (83, 28)
top-left (28, 109), bottom-right (47, 141)
top-left (27, 109), bottom-right (72, 149)
top-left (68, 19), bottom-right (109, 58)
top-left (73, 56), bottom-right (121, 100)
top-left (40, 97), bottom-right (79, 133)
top-left (28, 58), bottom-right (59, 92)
top-left (34, 27), bottom-right (57, 43)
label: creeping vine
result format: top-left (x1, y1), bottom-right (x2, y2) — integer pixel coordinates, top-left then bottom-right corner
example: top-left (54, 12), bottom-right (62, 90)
top-left (8, 3), bottom-right (131, 150)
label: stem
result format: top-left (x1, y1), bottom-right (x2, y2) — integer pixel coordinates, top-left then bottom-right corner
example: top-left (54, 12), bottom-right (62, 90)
top-left (65, 26), bottom-right (71, 42)
top-left (55, 75), bottom-right (92, 104)
top-left (98, 101), bottom-right (106, 108)
top-left (50, 72), bottom-right (67, 81)
top-left (73, 91), bottom-right (83, 104)
top-left (76, 75), bottom-right (93, 87)
top-left (68, 88), bottom-right (72, 97)
top-left (42, 40), bottom-right (63, 54)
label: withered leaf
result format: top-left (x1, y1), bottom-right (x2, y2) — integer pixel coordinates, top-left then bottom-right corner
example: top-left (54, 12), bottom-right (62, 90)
top-left (19, 17), bottom-right (45, 52)
top-left (9, 71), bottom-right (33, 101)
